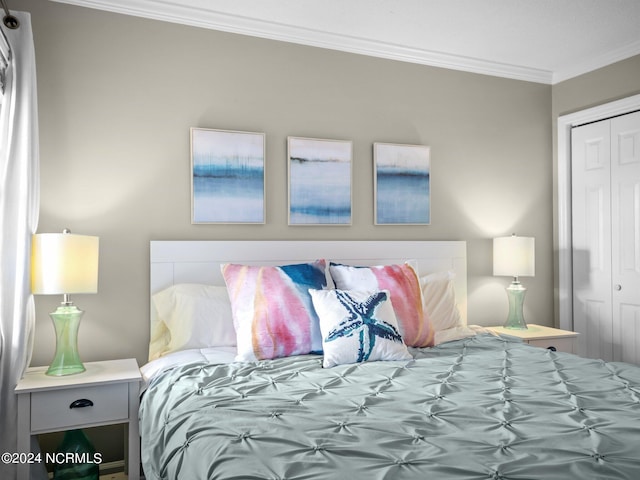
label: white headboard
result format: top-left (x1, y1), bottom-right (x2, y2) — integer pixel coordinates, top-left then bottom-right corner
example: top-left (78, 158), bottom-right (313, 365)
top-left (150, 240), bottom-right (467, 325)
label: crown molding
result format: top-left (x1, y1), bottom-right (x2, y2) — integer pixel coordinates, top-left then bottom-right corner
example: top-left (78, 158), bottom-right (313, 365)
top-left (50, 0), bottom-right (559, 84)
top-left (552, 38), bottom-right (640, 84)
top-left (52, 0), bottom-right (554, 83)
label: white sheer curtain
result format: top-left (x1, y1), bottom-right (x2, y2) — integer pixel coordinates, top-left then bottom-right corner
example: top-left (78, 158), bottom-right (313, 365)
top-left (0, 11), bottom-right (40, 480)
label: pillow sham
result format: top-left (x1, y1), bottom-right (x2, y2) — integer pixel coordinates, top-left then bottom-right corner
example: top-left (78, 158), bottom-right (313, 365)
top-left (222, 260), bottom-right (327, 362)
top-left (309, 288), bottom-right (412, 368)
top-left (420, 270), bottom-right (463, 331)
top-left (151, 283), bottom-right (236, 360)
top-left (329, 262), bottom-right (433, 347)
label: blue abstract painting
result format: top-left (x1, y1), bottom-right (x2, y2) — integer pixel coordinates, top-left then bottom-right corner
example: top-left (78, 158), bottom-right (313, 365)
top-left (374, 143), bottom-right (430, 225)
top-left (191, 128), bottom-right (265, 224)
top-left (288, 137), bottom-right (352, 225)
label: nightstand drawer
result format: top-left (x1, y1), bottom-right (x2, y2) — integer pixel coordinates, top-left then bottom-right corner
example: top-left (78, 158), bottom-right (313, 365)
top-left (31, 383), bottom-right (129, 432)
top-left (527, 337), bottom-right (575, 354)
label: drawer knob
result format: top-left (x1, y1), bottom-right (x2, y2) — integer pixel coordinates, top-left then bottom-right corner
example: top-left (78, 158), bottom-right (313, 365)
top-left (69, 398), bottom-right (94, 409)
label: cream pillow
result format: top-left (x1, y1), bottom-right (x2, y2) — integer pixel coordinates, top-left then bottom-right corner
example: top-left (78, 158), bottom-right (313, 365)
top-left (420, 271), bottom-right (462, 331)
top-left (151, 284), bottom-right (236, 359)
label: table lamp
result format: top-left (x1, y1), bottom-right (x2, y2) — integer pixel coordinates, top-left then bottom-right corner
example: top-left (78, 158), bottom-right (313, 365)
top-left (493, 234), bottom-right (535, 330)
top-left (31, 229), bottom-right (99, 376)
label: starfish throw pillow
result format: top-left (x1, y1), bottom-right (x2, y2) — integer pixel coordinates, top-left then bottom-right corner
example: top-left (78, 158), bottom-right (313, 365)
top-left (309, 288), bottom-right (412, 368)
top-left (329, 262), bottom-right (433, 347)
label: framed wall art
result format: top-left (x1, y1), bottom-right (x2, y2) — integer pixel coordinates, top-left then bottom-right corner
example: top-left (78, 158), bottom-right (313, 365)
top-left (288, 136), bottom-right (352, 225)
top-left (191, 127), bottom-right (265, 224)
top-left (374, 142), bottom-right (430, 225)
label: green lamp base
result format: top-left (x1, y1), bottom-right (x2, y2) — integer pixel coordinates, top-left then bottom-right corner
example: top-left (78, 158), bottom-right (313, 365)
top-left (46, 304), bottom-right (86, 376)
top-left (503, 281), bottom-right (528, 330)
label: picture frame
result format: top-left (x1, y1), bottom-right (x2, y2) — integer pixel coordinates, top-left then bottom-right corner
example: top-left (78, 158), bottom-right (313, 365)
top-left (191, 127), bottom-right (265, 224)
top-left (288, 136), bottom-right (352, 225)
top-left (374, 142), bottom-right (431, 225)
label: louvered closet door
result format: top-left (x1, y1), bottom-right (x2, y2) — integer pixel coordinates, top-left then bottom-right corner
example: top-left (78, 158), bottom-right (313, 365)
top-left (572, 120), bottom-right (612, 360)
top-left (571, 111), bottom-right (640, 364)
top-left (611, 111), bottom-right (640, 364)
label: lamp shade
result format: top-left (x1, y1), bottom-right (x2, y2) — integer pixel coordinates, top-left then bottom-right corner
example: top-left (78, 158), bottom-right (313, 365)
top-left (493, 235), bottom-right (535, 277)
top-left (31, 232), bottom-right (99, 295)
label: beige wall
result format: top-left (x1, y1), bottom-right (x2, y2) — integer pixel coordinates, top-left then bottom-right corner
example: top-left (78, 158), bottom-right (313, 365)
top-left (23, 0), bottom-right (554, 369)
top-left (552, 55), bottom-right (640, 119)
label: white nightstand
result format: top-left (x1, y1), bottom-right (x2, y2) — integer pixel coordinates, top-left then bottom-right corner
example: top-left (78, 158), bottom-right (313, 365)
top-left (486, 324), bottom-right (579, 354)
top-left (15, 358), bottom-right (141, 480)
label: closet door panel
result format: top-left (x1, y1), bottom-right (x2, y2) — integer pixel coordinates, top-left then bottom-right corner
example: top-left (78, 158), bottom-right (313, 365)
top-left (584, 300), bottom-right (613, 360)
top-left (571, 120), bottom-right (612, 360)
top-left (619, 304), bottom-right (640, 364)
top-left (611, 111), bottom-right (640, 363)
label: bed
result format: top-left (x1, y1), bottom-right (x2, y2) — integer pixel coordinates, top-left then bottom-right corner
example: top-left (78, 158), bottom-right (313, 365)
top-left (140, 240), bottom-right (640, 480)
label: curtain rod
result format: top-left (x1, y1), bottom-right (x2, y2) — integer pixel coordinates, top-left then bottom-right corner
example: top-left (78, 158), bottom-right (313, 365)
top-left (0, 0), bottom-right (19, 29)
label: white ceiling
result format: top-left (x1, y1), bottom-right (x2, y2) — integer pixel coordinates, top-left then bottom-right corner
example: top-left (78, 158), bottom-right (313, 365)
top-left (53, 0), bottom-right (640, 84)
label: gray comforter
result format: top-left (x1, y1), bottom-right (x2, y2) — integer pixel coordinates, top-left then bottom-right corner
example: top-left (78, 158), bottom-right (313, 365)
top-left (140, 334), bottom-right (640, 479)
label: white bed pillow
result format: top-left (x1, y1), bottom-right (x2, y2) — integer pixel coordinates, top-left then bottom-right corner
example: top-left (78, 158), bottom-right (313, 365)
top-left (310, 288), bottom-right (412, 368)
top-left (151, 284), bottom-right (236, 360)
top-left (420, 271), bottom-right (462, 331)
top-left (434, 325), bottom-right (488, 345)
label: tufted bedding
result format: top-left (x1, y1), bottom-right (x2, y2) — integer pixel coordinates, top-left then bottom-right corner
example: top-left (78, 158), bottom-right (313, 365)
top-left (139, 334), bottom-right (640, 479)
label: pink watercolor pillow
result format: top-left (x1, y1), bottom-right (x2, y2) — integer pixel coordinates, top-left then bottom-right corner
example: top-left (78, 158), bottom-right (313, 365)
top-left (329, 262), bottom-right (433, 347)
top-left (222, 260), bottom-right (327, 361)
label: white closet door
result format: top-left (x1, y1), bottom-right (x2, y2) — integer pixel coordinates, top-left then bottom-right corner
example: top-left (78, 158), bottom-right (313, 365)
top-left (611, 111), bottom-right (640, 364)
top-left (571, 120), bottom-right (612, 360)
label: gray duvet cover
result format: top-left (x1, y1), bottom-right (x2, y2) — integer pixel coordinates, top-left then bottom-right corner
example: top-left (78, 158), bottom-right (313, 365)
top-left (140, 334), bottom-right (640, 479)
